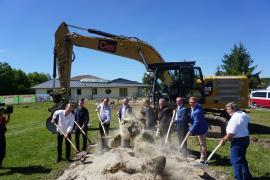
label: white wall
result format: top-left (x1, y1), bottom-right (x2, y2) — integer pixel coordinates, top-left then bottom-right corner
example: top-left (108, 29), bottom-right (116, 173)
top-left (35, 87), bottom-right (143, 101)
top-left (35, 89), bottom-right (47, 94)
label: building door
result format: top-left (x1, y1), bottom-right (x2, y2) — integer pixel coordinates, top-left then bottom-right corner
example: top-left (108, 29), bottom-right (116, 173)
top-left (119, 88), bottom-right (128, 97)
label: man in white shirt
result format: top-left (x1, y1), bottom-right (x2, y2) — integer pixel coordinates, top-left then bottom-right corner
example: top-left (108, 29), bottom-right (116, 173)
top-left (52, 103), bottom-right (75, 163)
top-left (219, 102), bottom-right (252, 180)
top-left (96, 97), bottom-right (111, 149)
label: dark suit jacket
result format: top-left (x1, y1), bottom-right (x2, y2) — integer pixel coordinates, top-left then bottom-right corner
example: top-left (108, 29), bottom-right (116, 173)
top-left (75, 107), bottom-right (89, 130)
top-left (175, 105), bottom-right (188, 128)
top-left (158, 106), bottom-right (173, 135)
top-left (118, 105), bottom-right (132, 120)
top-left (142, 107), bottom-right (157, 130)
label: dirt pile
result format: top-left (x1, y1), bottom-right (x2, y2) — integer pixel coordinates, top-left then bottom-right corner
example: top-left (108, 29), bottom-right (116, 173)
top-left (58, 109), bottom-right (229, 180)
top-left (58, 134), bottom-right (228, 179)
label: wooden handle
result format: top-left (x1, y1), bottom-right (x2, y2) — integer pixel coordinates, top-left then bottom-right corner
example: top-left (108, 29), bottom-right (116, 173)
top-left (164, 111), bottom-right (176, 144)
top-left (96, 112), bottom-right (108, 137)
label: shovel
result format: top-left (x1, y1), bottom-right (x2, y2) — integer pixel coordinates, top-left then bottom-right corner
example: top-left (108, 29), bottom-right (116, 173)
top-left (204, 143), bottom-right (222, 165)
top-left (164, 111), bottom-right (176, 144)
top-left (177, 131), bottom-right (190, 154)
top-left (96, 112), bottom-right (111, 138)
top-left (118, 117), bottom-right (122, 127)
top-left (74, 121), bottom-right (98, 147)
top-left (53, 122), bottom-right (87, 162)
top-left (156, 121), bottom-right (160, 137)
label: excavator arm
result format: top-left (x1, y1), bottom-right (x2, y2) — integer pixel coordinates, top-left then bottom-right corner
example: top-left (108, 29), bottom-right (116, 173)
top-left (53, 22), bottom-right (172, 100)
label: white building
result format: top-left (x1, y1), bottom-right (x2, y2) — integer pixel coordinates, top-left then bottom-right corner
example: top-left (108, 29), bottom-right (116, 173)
top-left (32, 75), bottom-right (147, 101)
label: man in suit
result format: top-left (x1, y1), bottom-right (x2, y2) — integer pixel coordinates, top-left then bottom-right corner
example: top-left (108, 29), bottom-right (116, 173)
top-left (74, 98), bottom-right (89, 152)
top-left (117, 97), bottom-right (132, 121)
top-left (189, 97), bottom-right (208, 163)
top-left (141, 99), bottom-right (156, 130)
top-left (157, 98), bottom-right (173, 143)
top-left (174, 97), bottom-right (189, 153)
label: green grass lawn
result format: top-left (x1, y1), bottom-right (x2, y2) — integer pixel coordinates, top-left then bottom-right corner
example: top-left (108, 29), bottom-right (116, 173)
top-left (0, 102), bottom-right (270, 179)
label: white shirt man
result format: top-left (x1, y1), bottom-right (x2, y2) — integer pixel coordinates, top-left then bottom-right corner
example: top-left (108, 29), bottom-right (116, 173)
top-left (51, 103), bottom-right (75, 163)
top-left (52, 109), bottom-right (75, 135)
top-left (226, 111), bottom-right (250, 138)
top-left (96, 102), bottom-right (111, 124)
top-left (96, 98), bottom-right (111, 149)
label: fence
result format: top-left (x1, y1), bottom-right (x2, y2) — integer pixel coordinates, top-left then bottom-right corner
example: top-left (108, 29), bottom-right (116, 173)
top-left (0, 95), bottom-right (36, 105)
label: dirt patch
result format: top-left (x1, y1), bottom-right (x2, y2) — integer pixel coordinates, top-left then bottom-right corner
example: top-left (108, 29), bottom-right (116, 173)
top-left (250, 137), bottom-right (270, 149)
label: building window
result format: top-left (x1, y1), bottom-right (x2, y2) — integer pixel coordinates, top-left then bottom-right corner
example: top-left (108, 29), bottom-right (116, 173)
top-left (119, 88), bottom-right (128, 97)
top-left (77, 89), bottom-right (81, 95)
top-left (47, 89), bottom-right (53, 94)
top-left (105, 89), bottom-right (111, 94)
top-left (92, 88), bottom-right (97, 95)
top-left (252, 92), bottom-right (267, 98)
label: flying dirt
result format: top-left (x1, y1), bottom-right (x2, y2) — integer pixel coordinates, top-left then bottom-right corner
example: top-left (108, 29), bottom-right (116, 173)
top-left (57, 105), bottom-right (229, 180)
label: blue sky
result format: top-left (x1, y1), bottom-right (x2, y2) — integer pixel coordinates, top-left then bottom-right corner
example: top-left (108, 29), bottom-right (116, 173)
top-left (1, 0), bottom-right (270, 82)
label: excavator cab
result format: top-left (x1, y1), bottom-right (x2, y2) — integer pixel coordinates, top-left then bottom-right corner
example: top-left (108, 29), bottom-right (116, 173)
top-left (148, 61), bottom-right (205, 105)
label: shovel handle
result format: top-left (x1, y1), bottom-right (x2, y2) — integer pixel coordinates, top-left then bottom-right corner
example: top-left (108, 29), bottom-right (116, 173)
top-left (53, 122), bottom-right (79, 153)
top-left (74, 121), bottom-right (94, 145)
top-left (205, 143), bottom-right (222, 164)
top-left (164, 111), bottom-right (176, 144)
top-left (96, 112), bottom-right (108, 137)
top-left (177, 131), bottom-right (190, 153)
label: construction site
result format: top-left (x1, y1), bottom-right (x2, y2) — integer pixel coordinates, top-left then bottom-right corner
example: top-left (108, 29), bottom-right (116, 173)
top-left (1, 1), bottom-right (270, 180)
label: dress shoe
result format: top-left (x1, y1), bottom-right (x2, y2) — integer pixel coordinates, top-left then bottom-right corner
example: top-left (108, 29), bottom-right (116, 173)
top-left (56, 157), bottom-right (62, 163)
top-left (66, 158), bottom-right (74, 163)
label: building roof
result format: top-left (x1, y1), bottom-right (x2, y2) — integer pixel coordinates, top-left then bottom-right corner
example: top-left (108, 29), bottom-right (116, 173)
top-left (71, 74), bottom-right (103, 81)
top-left (111, 78), bottom-right (140, 84)
top-left (32, 78), bottom-right (147, 89)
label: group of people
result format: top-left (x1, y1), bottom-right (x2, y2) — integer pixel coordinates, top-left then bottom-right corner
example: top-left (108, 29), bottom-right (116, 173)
top-left (142, 96), bottom-right (252, 179)
top-left (50, 97), bottom-right (134, 162)
top-left (51, 99), bottom-right (89, 163)
top-left (154, 97), bottom-right (208, 163)
top-left (24, 95), bottom-right (252, 179)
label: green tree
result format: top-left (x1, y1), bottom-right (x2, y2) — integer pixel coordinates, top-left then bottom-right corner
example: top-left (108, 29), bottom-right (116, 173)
top-left (28, 72), bottom-right (51, 86)
top-left (257, 77), bottom-right (270, 89)
top-left (0, 62), bottom-right (16, 95)
top-left (142, 72), bottom-right (151, 95)
top-left (261, 77), bottom-right (270, 85)
top-left (14, 69), bottom-right (32, 94)
top-left (0, 62), bottom-right (50, 95)
top-left (216, 42), bottom-right (260, 88)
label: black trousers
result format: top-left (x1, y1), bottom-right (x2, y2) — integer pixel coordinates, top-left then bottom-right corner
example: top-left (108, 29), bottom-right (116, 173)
top-left (99, 122), bottom-right (110, 148)
top-left (75, 128), bottom-right (87, 151)
top-left (176, 122), bottom-right (188, 152)
top-left (57, 133), bottom-right (71, 159)
top-left (160, 125), bottom-right (172, 145)
top-left (0, 134), bottom-right (6, 166)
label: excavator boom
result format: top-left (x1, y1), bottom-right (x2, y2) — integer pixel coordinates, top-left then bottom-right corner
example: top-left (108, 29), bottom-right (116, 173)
top-left (53, 22), bottom-right (172, 100)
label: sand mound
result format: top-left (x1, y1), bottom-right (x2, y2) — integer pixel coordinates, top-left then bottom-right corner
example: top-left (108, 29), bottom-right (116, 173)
top-left (57, 110), bottom-right (229, 180)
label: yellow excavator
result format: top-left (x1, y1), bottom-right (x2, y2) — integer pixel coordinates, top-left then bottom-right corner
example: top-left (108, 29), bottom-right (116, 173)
top-left (48, 22), bottom-right (249, 135)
